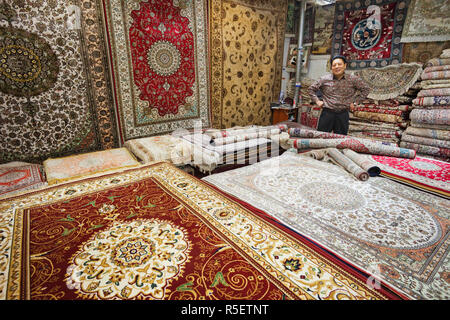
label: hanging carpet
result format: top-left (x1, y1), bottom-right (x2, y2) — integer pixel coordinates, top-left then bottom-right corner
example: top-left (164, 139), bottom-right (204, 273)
top-left (401, 0), bottom-right (450, 43)
top-left (1, 162), bottom-right (394, 300)
top-left (209, 0), bottom-right (287, 128)
top-left (331, 0), bottom-right (409, 70)
top-left (353, 63), bottom-right (422, 101)
top-left (0, 2), bottom-right (118, 163)
top-left (203, 152), bottom-right (450, 299)
top-left (102, 0), bottom-right (211, 143)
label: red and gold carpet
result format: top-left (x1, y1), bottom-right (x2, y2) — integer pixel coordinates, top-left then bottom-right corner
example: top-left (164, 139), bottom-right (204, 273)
top-left (370, 155), bottom-right (450, 198)
top-left (1, 162), bottom-right (395, 300)
top-left (102, 0), bottom-right (211, 143)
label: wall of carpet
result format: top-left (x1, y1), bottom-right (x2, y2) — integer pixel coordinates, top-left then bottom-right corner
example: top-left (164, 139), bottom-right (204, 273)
top-left (0, 1), bottom-right (118, 164)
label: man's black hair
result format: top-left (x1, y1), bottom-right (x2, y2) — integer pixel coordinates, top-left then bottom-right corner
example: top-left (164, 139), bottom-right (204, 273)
top-left (330, 55), bottom-right (347, 64)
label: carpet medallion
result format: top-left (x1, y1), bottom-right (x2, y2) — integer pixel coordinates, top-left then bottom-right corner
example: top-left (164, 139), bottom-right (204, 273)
top-left (203, 152), bottom-right (450, 299)
top-left (103, 0), bottom-right (210, 143)
top-left (2, 162), bottom-right (390, 300)
top-left (353, 63), bottom-right (422, 101)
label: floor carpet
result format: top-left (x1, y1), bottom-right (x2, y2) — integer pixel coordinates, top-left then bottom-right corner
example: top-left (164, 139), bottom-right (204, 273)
top-left (1, 162), bottom-right (392, 300)
top-left (203, 152), bottom-right (450, 299)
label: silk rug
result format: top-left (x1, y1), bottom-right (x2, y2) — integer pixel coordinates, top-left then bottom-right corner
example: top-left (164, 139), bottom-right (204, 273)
top-left (102, 0), bottom-right (211, 143)
top-left (0, 1), bottom-right (118, 163)
top-left (331, 0), bottom-right (409, 69)
top-left (370, 155), bottom-right (450, 198)
top-left (353, 63), bottom-right (422, 100)
top-left (401, 0), bottom-right (450, 43)
top-left (209, 0), bottom-right (287, 128)
top-left (311, 4), bottom-right (335, 54)
top-left (400, 141), bottom-right (450, 161)
top-left (203, 152), bottom-right (450, 299)
top-left (1, 162), bottom-right (393, 300)
top-left (43, 148), bottom-right (140, 185)
top-left (402, 41), bottom-right (450, 65)
top-left (124, 135), bottom-right (193, 165)
top-left (0, 163), bottom-right (46, 198)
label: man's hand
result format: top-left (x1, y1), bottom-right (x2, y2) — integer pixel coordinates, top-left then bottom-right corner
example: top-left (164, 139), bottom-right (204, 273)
top-left (350, 102), bottom-right (355, 112)
top-left (316, 100), bottom-right (324, 108)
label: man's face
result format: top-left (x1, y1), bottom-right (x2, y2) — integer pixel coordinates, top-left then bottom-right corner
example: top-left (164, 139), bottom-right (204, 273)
top-left (331, 58), bottom-right (346, 78)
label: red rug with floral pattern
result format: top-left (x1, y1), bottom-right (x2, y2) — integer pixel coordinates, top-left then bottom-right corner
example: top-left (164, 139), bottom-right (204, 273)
top-left (2, 162), bottom-right (398, 300)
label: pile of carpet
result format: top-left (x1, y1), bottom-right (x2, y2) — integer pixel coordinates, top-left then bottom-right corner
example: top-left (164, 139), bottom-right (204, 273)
top-left (349, 63), bottom-right (423, 145)
top-left (401, 49), bottom-right (450, 162)
top-left (180, 124), bottom-right (287, 173)
top-left (286, 127), bottom-right (416, 160)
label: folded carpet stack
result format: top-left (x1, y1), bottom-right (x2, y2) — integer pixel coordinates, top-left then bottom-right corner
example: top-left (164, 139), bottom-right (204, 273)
top-left (348, 63), bottom-right (423, 145)
top-left (349, 98), bottom-right (410, 145)
top-left (402, 49), bottom-right (450, 162)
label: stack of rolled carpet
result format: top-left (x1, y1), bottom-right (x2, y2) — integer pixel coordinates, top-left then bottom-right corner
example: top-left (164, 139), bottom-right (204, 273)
top-left (286, 127), bottom-right (416, 159)
top-left (402, 49), bottom-right (450, 162)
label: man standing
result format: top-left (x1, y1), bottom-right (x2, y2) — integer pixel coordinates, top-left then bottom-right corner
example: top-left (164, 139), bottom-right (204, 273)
top-left (307, 55), bottom-right (370, 135)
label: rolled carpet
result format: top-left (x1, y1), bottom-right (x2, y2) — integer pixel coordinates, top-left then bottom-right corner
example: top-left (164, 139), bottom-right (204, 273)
top-left (288, 128), bottom-right (398, 147)
top-left (212, 128), bottom-right (281, 146)
top-left (404, 126), bottom-right (450, 141)
top-left (342, 149), bottom-right (381, 176)
top-left (288, 138), bottom-right (416, 158)
top-left (410, 121), bottom-right (450, 130)
top-left (424, 58), bottom-right (450, 67)
top-left (417, 88), bottom-right (450, 97)
top-left (420, 71), bottom-right (450, 81)
top-left (400, 142), bottom-right (450, 159)
top-left (423, 65), bottom-right (450, 73)
top-left (409, 109), bottom-right (450, 125)
top-left (352, 111), bottom-right (404, 123)
top-left (401, 133), bottom-right (450, 149)
top-left (326, 148), bottom-right (369, 181)
top-left (412, 96), bottom-right (450, 106)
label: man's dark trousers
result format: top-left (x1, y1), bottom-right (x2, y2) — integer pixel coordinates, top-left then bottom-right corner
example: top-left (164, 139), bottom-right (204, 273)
top-left (317, 108), bottom-right (349, 135)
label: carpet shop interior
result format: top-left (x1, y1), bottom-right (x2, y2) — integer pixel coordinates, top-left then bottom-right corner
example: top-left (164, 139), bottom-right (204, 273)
top-left (0, 0), bottom-right (449, 301)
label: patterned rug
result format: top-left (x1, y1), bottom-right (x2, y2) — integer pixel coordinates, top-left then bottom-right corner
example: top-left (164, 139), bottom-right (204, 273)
top-left (401, 0), bottom-right (450, 43)
top-left (203, 152), bottom-right (450, 299)
top-left (0, 163), bottom-right (46, 198)
top-left (1, 162), bottom-right (394, 300)
top-left (331, 0), bottom-right (409, 69)
top-left (0, 1), bottom-right (117, 163)
top-left (370, 155), bottom-right (450, 198)
top-left (43, 148), bottom-right (140, 185)
top-left (353, 63), bottom-right (422, 101)
top-left (102, 0), bottom-right (211, 143)
top-left (402, 41), bottom-right (450, 65)
top-left (124, 135), bottom-right (193, 165)
top-left (311, 4), bottom-right (335, 54)
top-left (209, 0), bottom-right (287, 128)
